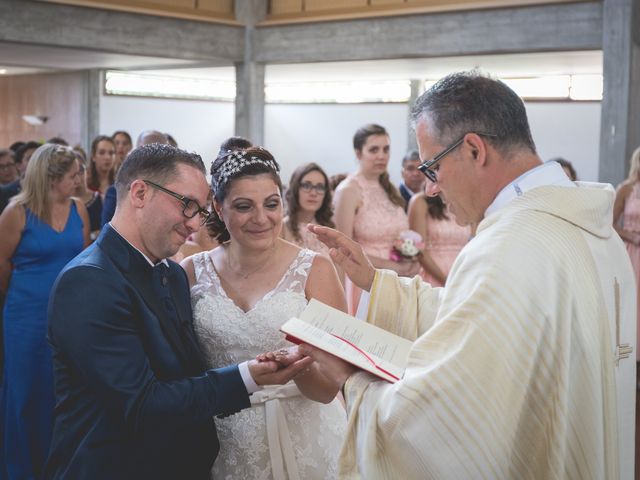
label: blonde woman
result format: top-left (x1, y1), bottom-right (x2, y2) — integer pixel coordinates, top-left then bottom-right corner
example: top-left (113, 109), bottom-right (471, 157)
top-left (0, 144), bottom-right (89, 478)
top-left (613, 146), bottom-right (640, 359)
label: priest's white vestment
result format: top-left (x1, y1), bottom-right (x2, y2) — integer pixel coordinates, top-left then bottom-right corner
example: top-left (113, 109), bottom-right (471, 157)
top-left (340, 182), bottom-right (636, 479)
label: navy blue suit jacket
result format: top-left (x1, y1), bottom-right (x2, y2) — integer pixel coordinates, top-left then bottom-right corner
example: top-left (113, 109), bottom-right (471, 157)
top-left (399, 183), bottom-right (412, 212)
top-left (45, 225), bottom-right (250, 480)
top-left (100, 184), bottom-right (116, 227)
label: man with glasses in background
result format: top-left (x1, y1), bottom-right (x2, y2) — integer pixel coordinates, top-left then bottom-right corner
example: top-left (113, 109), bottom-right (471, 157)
top-left (45, 144), bottom-right (312, 479)
top-left (295, 71), bottom-right (636, 479)
top-left (0, 149), bottom-right (18, 187)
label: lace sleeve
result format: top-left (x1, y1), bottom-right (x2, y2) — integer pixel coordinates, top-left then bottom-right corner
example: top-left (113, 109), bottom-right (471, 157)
top-left (278, 249), bottom-right (317, 296)
top-left (189, 251), bottom-right (213, 299)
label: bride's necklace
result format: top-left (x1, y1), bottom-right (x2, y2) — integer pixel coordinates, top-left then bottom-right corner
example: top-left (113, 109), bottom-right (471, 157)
top-left (225, 249), bottom-right (275, 279)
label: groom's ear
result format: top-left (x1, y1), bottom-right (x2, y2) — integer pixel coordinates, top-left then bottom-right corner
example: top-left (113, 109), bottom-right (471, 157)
top-left (130, 179), bottom-right (148, 208)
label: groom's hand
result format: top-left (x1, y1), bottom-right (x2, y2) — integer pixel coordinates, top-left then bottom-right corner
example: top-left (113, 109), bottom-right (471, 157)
top-left (247, 355), bottom-right (313, 386)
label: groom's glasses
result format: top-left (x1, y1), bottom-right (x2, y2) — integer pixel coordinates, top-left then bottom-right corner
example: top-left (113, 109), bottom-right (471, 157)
top-left (143, 180), bottom-right (211, 226)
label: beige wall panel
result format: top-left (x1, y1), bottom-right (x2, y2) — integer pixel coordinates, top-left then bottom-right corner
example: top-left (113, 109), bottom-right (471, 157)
top-left (37, 0), bottom-right (238, 23)
top-left (370, 0), bottom-right (407, 5)
top-left (131, 0), bottom-right (195, 7)
top-left (0, 72), bottom-right (84, 148)
top-left (304, 0), bottom-right (368, 12)
top-left (198, 0), bottom-right (233, 14)
top-left (269, 0), bottom-right (303, 14)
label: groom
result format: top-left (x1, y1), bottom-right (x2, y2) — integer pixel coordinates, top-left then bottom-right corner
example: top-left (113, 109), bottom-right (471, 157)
top-left (45, 144), bottom-right (311, 479)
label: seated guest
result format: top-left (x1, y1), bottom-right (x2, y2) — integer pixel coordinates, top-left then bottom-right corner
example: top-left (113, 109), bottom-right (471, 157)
top-left (45, 143), bottom-right (309, 479)
top-left (0, 144), bottom-right (90, 479)
top-left (398, 150), bottom-right (425, 210)
top-left (0, 149), bottom-right (18, 186)
top-left (283, 162), bottom-right (335, 257)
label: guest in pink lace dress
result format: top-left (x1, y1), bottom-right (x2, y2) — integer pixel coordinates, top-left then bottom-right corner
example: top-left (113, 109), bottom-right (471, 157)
top-left (614, 146), bottom-right (640, 353)
top-left (333, 124), bottom-right (420, 313)
top-left (408, 188), bottom-right (471, 286)
top-left (282, 162), bottom-right (334, 257)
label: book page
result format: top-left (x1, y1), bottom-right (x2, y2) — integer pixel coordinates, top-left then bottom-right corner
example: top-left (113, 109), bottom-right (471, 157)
top-left (281, 299), bottom-right (413, 382)
top-left (301, 299), bottom-right (412, 366)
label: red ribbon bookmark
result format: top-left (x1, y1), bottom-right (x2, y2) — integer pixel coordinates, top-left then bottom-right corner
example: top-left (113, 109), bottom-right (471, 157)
top-left (284, 333), bottom-right (400, 382)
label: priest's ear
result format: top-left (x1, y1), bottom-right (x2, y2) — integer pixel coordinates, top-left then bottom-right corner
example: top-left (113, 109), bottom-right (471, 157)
top-left (465, 133), bottom-right (489, 165)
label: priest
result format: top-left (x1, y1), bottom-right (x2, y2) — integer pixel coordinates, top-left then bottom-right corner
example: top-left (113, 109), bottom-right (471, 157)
top-left (292, 72), bottom-right (636, 479)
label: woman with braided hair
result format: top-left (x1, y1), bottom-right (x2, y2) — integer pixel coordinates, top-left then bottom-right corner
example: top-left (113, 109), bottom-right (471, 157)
top-left (181, 147), bottom-right (347, 479)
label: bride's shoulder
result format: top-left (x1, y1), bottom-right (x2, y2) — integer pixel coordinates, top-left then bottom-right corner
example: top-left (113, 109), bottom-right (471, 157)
top-left (180, 247), bottom-right (220, 287)
top-left (304, 253), bottom-right (347, 311)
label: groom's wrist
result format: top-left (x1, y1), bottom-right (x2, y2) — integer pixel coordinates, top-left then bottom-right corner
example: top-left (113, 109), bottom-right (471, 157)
top-left (238, 361), bottom-right (262, 394)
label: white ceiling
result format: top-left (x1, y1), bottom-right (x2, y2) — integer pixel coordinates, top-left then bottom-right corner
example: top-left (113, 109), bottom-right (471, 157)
top-left (0, 42), bottom-right (602, 81)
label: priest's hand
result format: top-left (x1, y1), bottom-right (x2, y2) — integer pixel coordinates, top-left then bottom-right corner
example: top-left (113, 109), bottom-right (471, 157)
top-left (247, 355), bottom-right (313, 386)
top-left (307, 225), bottom-right (376, 291)
top-left (297, 343), bottom-right (359, 392)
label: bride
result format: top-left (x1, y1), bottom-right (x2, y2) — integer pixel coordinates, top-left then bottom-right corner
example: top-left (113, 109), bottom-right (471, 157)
top-left (181, 147), bottom-right (347, 479)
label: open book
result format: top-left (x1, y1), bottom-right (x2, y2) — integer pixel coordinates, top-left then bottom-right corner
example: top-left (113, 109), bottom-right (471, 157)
top-left (280, 299), bottom-right (413, 383)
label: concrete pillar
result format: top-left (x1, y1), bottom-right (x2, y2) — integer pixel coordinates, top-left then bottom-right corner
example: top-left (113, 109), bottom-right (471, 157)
top-left (234, 0), bottom-right (267, 145)
top-left (599, 0), bottom-right (640, 184)
top-left (407, 79), bottom-right (422, 151)
top-left (81, 69), bottom-right (101, 150)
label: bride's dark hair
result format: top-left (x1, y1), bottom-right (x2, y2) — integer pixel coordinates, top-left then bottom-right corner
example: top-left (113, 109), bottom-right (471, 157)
top-left (207, 147), bottom-right (283, 243)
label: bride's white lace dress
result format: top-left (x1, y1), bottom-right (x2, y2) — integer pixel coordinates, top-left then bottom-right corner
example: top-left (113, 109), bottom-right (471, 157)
top-left (190, 248), bottom-right (347, 480)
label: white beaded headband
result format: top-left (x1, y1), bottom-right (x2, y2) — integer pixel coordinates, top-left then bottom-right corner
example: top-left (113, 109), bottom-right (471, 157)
top-left (212, 149), bottom-right (279, 193)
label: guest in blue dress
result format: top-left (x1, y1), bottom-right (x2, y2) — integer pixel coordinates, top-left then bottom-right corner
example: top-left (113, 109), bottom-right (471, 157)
top-left (0, 144), bottom-right (89, 479)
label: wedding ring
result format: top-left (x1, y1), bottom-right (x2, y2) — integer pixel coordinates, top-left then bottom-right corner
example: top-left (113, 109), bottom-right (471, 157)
top-left (277, 348), bottom-right (289, 355)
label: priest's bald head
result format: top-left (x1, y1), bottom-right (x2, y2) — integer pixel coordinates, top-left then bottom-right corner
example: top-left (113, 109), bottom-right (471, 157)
top-left (410, 71), bottom-right (543, 227)
top-left (136, 130), bottom-right (169, 147)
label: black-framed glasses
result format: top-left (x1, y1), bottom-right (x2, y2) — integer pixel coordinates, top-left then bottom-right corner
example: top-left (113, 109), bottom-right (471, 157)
top-left (418, 132), bottom-right (498, 183)
top-left (143, 180), bottom-right (211, 226)
top-left (299, 181), bottom-right (326, 194)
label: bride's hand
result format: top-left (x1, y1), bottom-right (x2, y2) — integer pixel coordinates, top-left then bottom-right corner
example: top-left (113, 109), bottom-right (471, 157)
top-left (256, 346), bottom-right (303, 367)
top-left (247, 355), bottom-right (312, 386)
